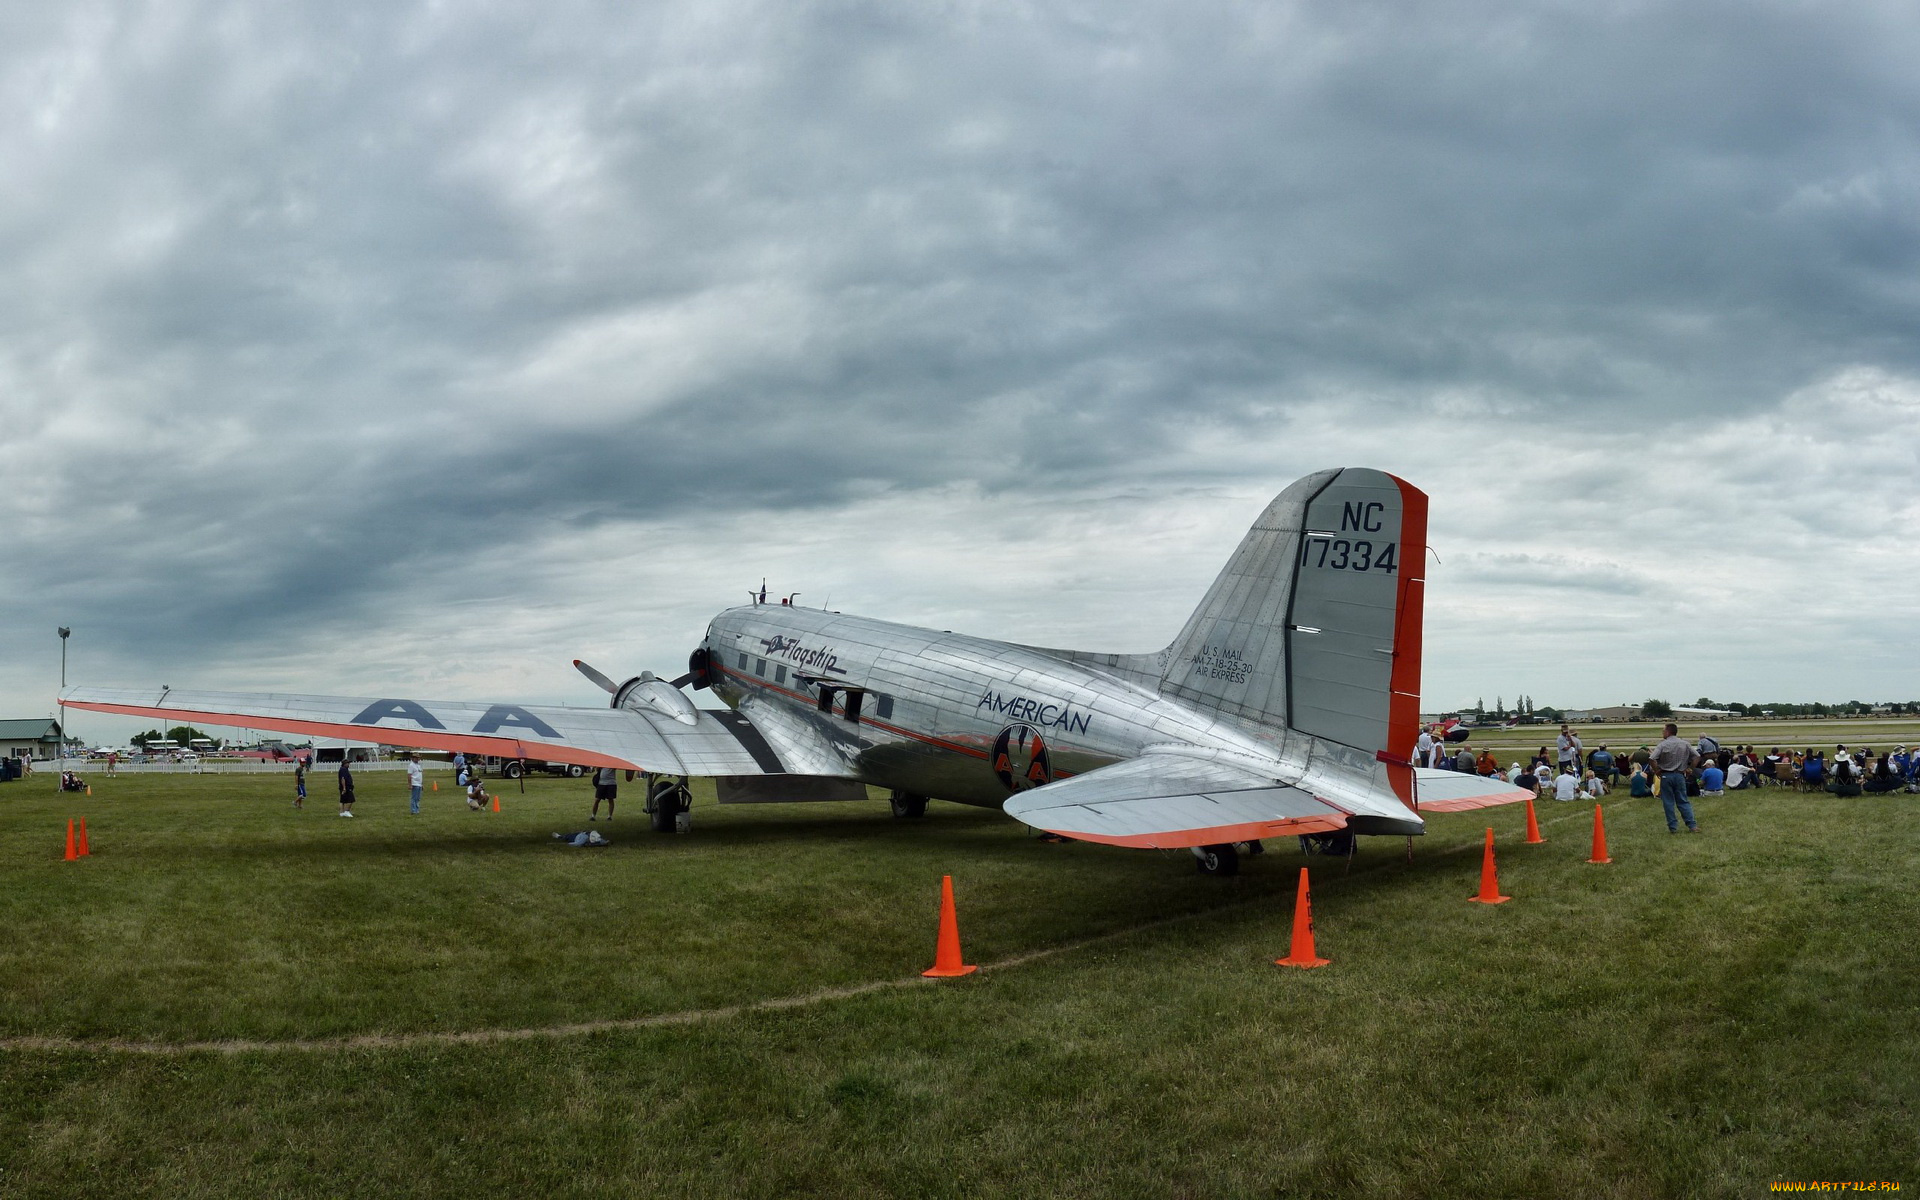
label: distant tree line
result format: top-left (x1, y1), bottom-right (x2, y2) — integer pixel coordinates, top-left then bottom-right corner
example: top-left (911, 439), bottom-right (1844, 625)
top-left (130, 726), bottom-right (221, 749)
top-left (1464, 698), bottom-right (1919, 722)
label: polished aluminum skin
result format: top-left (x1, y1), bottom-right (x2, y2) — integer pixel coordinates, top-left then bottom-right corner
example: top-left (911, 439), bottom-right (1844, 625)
top-left (62, 467), bottom-right (1532, 853)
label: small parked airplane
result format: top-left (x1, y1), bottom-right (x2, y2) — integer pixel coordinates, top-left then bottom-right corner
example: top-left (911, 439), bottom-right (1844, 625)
top-left (63, 467), bottom-right (1528, 874)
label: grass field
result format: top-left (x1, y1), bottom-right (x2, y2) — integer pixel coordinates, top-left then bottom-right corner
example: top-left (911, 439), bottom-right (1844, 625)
top-left (1, 767), bottom-right (1916, 1197)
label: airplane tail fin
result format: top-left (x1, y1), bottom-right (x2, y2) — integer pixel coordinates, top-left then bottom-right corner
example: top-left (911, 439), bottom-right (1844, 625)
top-left (1159, 468), bottom-right (1427, 767)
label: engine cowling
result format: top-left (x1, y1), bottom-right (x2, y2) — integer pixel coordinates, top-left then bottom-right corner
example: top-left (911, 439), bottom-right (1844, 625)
top-left (614, 672), bottom-right (700, 726)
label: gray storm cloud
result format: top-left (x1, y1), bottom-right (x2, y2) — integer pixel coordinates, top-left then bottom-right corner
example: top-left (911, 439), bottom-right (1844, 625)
top-left (2, 0), bottom-right (1917, 734)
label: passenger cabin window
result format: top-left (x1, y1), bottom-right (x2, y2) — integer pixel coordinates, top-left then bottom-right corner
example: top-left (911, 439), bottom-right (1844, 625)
top-left (875, 695), bottom-right (894, 720)
top-left (737, 652), bottom-right (748, 670)
top-left (775, 665), bottom-right (787, 685)
top-left (842, 691), bottom-right (863, 722)
top-left (753, 658), bottom-right (766, 677)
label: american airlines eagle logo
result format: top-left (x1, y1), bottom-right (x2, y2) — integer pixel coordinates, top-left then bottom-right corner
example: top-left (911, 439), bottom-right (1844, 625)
top-left (992, 723), bottom-right (1052, 792)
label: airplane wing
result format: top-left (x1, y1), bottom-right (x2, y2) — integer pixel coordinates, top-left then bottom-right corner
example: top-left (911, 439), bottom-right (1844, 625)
top-left (1412, 768), bottom-right (1537, 812)
top-left (1001, 754), bottom-right (1350, 849)
top-left (60, 685), bottom-right (790, 777)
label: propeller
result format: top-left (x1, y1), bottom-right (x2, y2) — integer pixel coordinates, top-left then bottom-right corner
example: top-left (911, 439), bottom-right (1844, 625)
top-left (575, 659), bottom-right (701, 725)
top-left (574, 660), bottom-right (620, 694)
top-left (577, 660), bottom-right (698, 693)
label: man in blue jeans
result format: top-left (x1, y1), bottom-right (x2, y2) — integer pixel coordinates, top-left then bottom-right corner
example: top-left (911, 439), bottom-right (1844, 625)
top-left (1650, 722), bottom-right (1699, 833)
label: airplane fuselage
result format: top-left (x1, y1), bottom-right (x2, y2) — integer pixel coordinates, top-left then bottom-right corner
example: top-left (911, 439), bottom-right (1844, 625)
top-left (702, 604), bottom-right (1285, 809)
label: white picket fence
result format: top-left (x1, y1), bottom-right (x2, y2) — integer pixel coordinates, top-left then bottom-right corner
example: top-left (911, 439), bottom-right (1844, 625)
top-left (49, 758), bottom-right (422, 775)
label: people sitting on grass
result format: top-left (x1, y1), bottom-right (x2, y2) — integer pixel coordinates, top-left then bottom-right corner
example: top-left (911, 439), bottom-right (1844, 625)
top-left (1827, 754), bottom-right (1862, 797)
top-left (59, 770), bottom-right (85, 792)
top-left (1800, 752), bottom-right (1825, 790)
top-left (1581, 768), bottom-right (1607, 798)
top-left (1699, 761), bottom-right (1725, 795)
top-left (1475, 748), bottom-right (1499, 776)
top-left (1511, 762), bottom-right (1539, 793)
top-left (1726, 759), bottom-right (1758, 790)
top-left (1553, 766), bottom-right (1579, 801)
top-left (1763, 748), bottom-right (1786, 784)
top-left (1589, 744), bottom-right (1617, 784)
top-left (1628, 763), bottom-right (1654, 797)
top-left (466, 776), bottom-right (491, 811)
top-left (1863, 755), bottom-right (1900, 794)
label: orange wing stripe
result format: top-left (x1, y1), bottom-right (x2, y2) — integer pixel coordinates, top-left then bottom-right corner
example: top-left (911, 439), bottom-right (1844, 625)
top-left (61, 700), bottom-right (639, 770)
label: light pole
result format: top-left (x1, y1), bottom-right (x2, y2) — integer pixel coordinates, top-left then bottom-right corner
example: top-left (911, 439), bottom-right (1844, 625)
top-left (57, 626), bottom-right (70, 778)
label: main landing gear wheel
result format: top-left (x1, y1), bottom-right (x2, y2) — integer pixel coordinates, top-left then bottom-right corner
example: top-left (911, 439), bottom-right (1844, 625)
top-left (649, 779), bottom-right (691, 833)
top-left (889, 791), bottom-right (928, 819)
top-left (1193, 843), bottom-right (1240, 877)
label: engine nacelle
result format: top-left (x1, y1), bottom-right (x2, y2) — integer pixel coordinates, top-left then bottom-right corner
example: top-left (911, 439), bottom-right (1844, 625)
top-left (614, 672), bottom-right (700, 726)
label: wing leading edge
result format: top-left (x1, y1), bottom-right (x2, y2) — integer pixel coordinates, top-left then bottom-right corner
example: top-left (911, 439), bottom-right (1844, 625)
top-left (1001, 754), bottom-right (1351, 849)
top-left (61, 686), bottom-right (784, 777)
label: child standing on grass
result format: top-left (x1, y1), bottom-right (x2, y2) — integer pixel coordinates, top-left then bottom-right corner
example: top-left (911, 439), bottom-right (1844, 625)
top-left (293, 760), bottom-right (306, 809)
top-left (337, 757), bottom-right (356, 818)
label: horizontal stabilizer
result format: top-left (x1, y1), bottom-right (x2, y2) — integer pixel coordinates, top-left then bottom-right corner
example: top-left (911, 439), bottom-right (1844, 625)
top-left (1412, 768), bottom-right (1537, 812)
top-left (1002, 754), bottom-right (1349, 849)
top-left (61, 685), bottom-right (784, 777)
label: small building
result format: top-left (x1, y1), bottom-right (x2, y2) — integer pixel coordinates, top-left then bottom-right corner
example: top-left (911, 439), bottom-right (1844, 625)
top-left (0, 718), bottom-right (65, 760)
top-left (1569, 705), bottom-right (1645, 723)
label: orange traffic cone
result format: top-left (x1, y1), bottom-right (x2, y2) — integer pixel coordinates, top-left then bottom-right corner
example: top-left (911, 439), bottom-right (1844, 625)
top-left (1274, 867), bottom-right (1331, 968)
top-left (491, 792), bottom-right (500, 813)
top-left (1468, 827), bottom-right (1511, 903)
top-left (64, 819), bottom-right (77, 862)
top-left (77, 818), bottom-right (91, 857)
top-left (1523, 795), bottom-right (1545, 844)
top-left (85, 785), bottom-right (92, 796)
top-left (432, 781), bottom-right (438, 792)
top-left (1587, 804), bottom-right (1613, 864)
top-left (922, 874), bottom-right (978, 977)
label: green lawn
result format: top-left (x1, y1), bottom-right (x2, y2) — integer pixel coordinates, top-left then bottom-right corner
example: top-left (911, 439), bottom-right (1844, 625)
top-left (1, 770), bottom-right (1915, 1197)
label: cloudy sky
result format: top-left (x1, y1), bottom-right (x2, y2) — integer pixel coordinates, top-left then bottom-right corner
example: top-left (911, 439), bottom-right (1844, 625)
top-left (4, 0), bottom-right (1917, 740)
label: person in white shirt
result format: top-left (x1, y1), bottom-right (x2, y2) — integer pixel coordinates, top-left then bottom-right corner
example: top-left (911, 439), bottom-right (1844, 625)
top-left (405, 753), bottom-right (424, 815)
top-left (1726, 761), bottom-right (1753, 790)
top-left (1415, 729), bottom-right (1437, 768)
top-left (1580, 769), bottom-right (1607, 798)
top-left (1554, 769), bottom-right (1580, 801)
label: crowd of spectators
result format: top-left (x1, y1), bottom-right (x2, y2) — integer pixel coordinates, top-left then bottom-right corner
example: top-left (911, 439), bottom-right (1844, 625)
top-left (1422, 723), bottom-right (1920, 800)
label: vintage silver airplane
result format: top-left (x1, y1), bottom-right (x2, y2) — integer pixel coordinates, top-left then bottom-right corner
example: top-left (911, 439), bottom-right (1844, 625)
top-left (62, 467), bottom-right (1528, 874)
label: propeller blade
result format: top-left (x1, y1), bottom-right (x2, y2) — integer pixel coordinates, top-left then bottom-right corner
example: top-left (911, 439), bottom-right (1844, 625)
top-left (573, 659), bottom-right (619, 695)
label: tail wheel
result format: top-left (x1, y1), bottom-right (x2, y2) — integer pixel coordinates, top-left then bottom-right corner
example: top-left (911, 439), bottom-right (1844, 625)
top-left (889, 791), bottom-right (928, 819)
top-left (1193, 843), bottom-right (1240, 877)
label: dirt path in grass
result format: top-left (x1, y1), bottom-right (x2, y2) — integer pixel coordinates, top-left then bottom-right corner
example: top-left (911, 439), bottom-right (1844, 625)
top-left (0, 803), bottom-right (1607, 1056)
